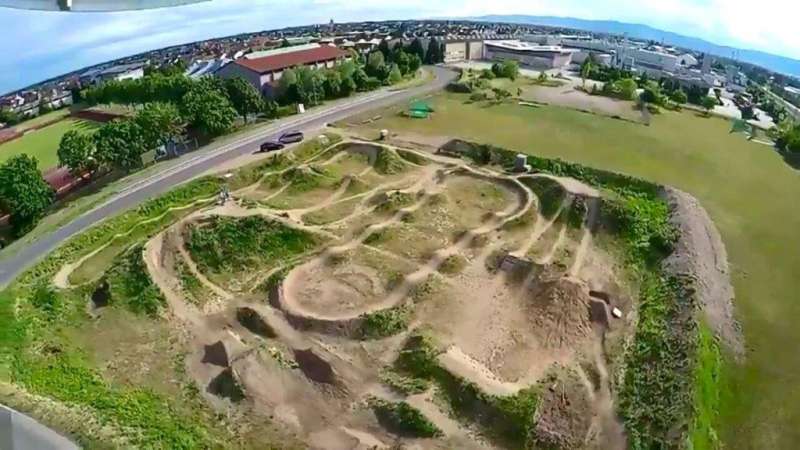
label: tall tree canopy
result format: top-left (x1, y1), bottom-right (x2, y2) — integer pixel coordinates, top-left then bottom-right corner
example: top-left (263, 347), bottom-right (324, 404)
top-left (224, 77), bottom-right (265, 122)
top-left (180, 87), bottom-right (237, 137)
top-left (94, 119), bottom-right (148, 172)
top-left (0, 155), bottom-right (54, 236)
top-left (134, 102), bottom-right (184, 149)
top-left (58, 130), bottom-right (96, 175)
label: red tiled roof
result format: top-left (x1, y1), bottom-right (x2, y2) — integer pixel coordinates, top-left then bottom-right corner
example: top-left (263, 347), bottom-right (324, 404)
top-left (236, 46), bottom-right (349, 74)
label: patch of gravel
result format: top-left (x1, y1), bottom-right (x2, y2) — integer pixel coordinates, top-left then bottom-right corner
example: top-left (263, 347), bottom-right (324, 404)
top-left (660, 186), bottom-right (745, 358)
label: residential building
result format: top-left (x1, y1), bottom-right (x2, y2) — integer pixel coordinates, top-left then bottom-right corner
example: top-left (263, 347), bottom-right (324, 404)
top-left (215, 44), bottom-right (350, 96)
top-left (443, 40), bottom-right (484, 63)
top-left (79, 63), bottom-right (145, 86)
top-left (483, 40), bottom-right (576, 69)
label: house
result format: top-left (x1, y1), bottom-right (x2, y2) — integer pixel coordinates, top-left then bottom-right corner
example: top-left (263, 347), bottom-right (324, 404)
top-left (215, 45), bottom-right (350, 96)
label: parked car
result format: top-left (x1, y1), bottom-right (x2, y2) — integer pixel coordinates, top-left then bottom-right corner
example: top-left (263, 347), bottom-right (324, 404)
top-left (258, 141), bottom-right (285, 152)
top-left (278, 131), bottom-right (304, 144)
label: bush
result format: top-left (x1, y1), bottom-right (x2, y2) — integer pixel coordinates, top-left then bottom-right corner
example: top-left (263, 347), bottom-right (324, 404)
top-left (106, 244), bottom-right (165, 317)
top-left (360, 305), bottom-right (410, 339)
top-left (369, 398), bottom-right (442, 437)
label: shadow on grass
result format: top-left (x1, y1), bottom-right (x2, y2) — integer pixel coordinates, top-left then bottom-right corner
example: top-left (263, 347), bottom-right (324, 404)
top-left (780, 150), bottom-right (800, 171)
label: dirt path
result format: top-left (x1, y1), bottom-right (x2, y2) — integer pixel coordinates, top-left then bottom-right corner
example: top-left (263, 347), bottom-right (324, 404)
top-left (539, 224), bottom-right (568, 265)
top-left (568, 197), bottom-right (600, 278)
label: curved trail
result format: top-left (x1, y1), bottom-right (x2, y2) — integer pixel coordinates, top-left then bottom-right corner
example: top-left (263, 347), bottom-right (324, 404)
top-left (52, 196), bottom-right (216, 289)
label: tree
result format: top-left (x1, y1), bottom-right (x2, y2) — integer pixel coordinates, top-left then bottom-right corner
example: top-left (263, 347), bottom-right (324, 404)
top-left (134, 102), bottom-right (183, 150)
top-left (181, 88), bottom-right (237, 136)
top-left (94, 120), bottom-right (148, 172)
top-left (378, 39), bottom-right (391, 59)
top-left (670, 89), bottom-right (688, 104)
top-left (616, 78), bottom-right (639, 101)
top-left (500, 60), bottom-right (520, 80)
top-left (480, 68), bottom-right (496, 80)
top-left (701, 95), bottom-right (718, 115)
top-left (408, 53), bottom-right (422, 74)
top-left (353, 67), bottom-right (370, 91)
top-left (425, 38), bottom-right (441, 64)
top-left (640, 81), bottom-right (663, 105)
top-left (394, 50), bottom-right (411, 75)
top-left (323, 69), bottom-right (343, 99)
top-left (367, 51), bottom-right (386, 78)
top-left (0, 155), bottom-right (54, 236)
top-left (409, 38), bottom-right (426, 62)
top-left (386, 64), bottom-right (403, 85)
top-left (58, 130), bottom-right (96, 175)
top-left (0, 108), bottom-right (21, 126)
top-left (224, 77), bottom-right (264, 123)
top-left (337, 61), bottom-right (358, 96)
top-left (580, 59), bottom-right (593, 88)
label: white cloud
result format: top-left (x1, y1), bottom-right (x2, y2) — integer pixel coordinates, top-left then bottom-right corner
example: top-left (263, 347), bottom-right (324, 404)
top-left (1, 0), bottom-right (799, 93)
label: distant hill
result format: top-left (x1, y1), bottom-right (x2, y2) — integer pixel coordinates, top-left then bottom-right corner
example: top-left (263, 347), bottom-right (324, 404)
top-left (470, 15), bottom-right (800, 77)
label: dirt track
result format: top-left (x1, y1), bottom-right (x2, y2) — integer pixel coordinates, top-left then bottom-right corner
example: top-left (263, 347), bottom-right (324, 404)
top-left (55, 138), bottom-right (637, 449)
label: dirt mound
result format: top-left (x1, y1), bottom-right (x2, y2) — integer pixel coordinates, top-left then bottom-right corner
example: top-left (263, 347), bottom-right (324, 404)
top-left (661, 186), bottom-right (744, 358)
top-left (533, 371), bottom-right (593, 450)
top-left (91, 280), bottom-right (110, 308)
top-left (293, 348), bottom-right (337, 385)
top-left (528, 278), bottom-right (593, 349)
top-left (374, 148), bottom-right (409, 175)
top-left (207, 367), bottom-right (246, 402)
top-left (203, 341), bottom-right (231, 367)
top-left (236, 307), bottom-right (277, 338)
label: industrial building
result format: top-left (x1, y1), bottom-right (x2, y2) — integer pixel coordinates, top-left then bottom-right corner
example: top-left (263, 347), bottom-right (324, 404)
top-left (443, 40), bottom-right (484, 63)
top-left (78, 63), bottom-right (145, 86)
top-left (215, 44), bottom-right (350, 96)
top-left (483, 40), bottom-right (577, 69)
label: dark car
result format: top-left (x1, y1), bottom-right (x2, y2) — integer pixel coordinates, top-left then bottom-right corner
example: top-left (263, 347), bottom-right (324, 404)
top-left (259, 141), bottom-right (285, 152)
top-left (278, 131), bottom-right (304, 144)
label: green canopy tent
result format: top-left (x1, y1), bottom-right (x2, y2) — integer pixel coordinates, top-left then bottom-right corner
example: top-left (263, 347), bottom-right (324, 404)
top-left (408, 100), bottom-right (433, 119)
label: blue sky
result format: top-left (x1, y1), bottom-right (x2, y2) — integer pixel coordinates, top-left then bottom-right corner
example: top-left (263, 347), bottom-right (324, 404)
top-left (1, 0), bottom-right (798, 94)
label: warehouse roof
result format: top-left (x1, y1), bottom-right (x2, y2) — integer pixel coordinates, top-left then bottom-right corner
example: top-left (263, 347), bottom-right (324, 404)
top-left (235, 45), bottom-right (349, 74)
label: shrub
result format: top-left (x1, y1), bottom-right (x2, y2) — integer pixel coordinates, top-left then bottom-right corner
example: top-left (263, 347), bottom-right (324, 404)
top-left (369, 398), bottom-right (442, 437)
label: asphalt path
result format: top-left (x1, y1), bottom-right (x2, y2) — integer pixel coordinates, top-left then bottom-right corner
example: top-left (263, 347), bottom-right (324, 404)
top-left (0, 66), bottom-right (456, 288)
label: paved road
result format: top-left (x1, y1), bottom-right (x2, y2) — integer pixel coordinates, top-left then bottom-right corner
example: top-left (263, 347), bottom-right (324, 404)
top-left (0, 66), bottom-right (456, 288)
top-left (0, 405), bottom-right (78, 450)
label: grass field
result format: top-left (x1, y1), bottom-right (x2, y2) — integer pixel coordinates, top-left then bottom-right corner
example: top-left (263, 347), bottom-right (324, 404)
top-left (0, 118), bottom-right (99, 169)
top-left (350, 92), bottom-right (800, 449)
top-left (13, 109), bottom-right (73, 132)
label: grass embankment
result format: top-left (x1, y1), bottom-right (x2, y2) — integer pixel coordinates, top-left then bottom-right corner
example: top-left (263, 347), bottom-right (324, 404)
top-left (0, 135), bottom-right (343, 447)
top-left (353, 94), bottom-right (795, 449)
top-left (394, 332), bottom-right (539, 449)
top-left (0, 118), bottom-right (100, 169)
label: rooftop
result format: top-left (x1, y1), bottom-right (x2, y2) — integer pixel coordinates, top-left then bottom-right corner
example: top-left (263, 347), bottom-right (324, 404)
top-left (485, 40), bottom-right (577, 55)
top-left (235, 45), bottom-right (349, 74)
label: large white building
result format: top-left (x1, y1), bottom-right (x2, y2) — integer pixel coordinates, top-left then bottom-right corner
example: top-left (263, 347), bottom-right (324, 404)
top-left (561, 38), bottom-right (679, 76)
top-left (483, 40), bottom-right (577, 69)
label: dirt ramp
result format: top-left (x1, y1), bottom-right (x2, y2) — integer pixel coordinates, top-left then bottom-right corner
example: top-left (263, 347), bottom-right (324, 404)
top-left (237, 307), bottom-right (277, 338)
top-left (207, 367), bottom-right (246, 402)
top-left (294, 348), bottom-right (337, 385)
top-left (533, 371), bottom-right (592, 450)
top-left (203, 340), bottom-right (231, 367)
top-left (529, 278), bottom-right (593, 349)
top-left (661, 186), bottom-right (744, 358)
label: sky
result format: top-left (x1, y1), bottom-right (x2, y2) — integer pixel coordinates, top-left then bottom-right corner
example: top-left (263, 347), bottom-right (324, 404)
top-left (1, 0), bottom-right (799, 94)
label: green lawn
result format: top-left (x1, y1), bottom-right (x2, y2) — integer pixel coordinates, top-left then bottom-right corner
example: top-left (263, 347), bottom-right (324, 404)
top-left (354, 93), bottom-right (800, 449)
top-left (13, 109), bottom-right (73, 132)
top-left (0, 119), bottom-right (100, 169)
